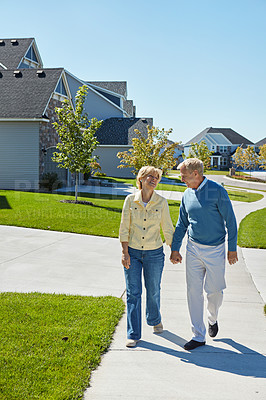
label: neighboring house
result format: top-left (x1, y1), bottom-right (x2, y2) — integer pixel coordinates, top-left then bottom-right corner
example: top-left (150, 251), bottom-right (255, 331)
top-left (66, 73), bottom-right (127, 121)
top-left (87, 81), bottom-right (136, 118)
top-left (0, 37), bottom-right (42, 70)
top-left (255, 137), bottom-right (266, 153)
top-left (94, 117), bottom-right (153, 177)
top-left (166, 140), bottom-right (184, 168)
top-left (0, 66), bottom-right (72, 189)
top-left (0, 37), bottom-right (152, 188)
top-left (184, 127), bottom-right (253, 169)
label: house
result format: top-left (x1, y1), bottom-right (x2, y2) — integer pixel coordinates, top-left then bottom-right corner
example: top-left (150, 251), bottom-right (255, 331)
top-left (94, 117), bottom-right (153, 177)
top-left (0, 37), bottom-right (152, 189)
top-left (0, 66), bottom-right (72, 189)
top-left (255, 137), bottom-right (266, 153)
top-left (184, 127), bottom-right (253, 169)
top-left (166, 140), bottom-right (184, 168)
top-left (0, 38), bottom-right (42, 70)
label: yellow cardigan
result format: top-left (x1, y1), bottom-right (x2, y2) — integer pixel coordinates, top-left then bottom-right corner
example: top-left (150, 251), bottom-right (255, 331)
top-left (119, 190), bottom-right (174, 250)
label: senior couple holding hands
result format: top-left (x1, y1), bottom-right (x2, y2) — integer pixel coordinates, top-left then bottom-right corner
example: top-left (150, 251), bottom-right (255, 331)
top-left (119, 159), bottom-right (238, 351)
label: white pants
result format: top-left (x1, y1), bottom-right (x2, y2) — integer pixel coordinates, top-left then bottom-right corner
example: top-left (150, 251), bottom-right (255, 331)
top-left (186, 239), bottom-right (226, 342)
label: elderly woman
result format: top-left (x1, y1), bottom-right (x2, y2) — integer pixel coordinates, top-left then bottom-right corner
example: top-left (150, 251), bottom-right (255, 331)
top-left (119, 166), bottom-right (174, 347)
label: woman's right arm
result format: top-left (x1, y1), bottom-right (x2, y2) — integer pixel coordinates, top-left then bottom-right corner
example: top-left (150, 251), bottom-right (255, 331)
top-left (119, 196), bottom-right (131, 269)
top-left (121, 242), bottom-right (130, 269)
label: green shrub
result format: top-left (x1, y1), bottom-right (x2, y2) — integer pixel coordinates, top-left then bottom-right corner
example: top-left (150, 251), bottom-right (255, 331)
top-left (40, 173), bottom-right (62, 192)
top-left (93, 171), bottom-right (106, 177)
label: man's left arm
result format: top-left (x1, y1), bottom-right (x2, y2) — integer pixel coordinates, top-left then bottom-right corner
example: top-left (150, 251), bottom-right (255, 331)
top-left (218, 188), bottom-right (238, 264)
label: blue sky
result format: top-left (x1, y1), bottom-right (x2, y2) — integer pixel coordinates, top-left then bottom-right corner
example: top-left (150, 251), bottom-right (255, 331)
top-left (2, 0), bottom-right (266, 144)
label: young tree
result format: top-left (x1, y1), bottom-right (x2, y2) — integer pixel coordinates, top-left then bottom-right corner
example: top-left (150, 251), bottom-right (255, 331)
top-left (242, 146), bottom-right (259, 175)
top-left (52, 85), bottom-right (102, 202)
top-left (232, 146), bottom-right (245, 174)
top-left (258, 144), bottom-right (266, 170)
top-left (117, 126), bottom-right (181, 174)
top-left (187, 140), bottom-right (213, 170)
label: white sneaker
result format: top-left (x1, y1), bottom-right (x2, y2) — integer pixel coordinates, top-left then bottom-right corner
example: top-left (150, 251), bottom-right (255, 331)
top-left (153, 322), bottom-right (163, 334)
top-left (126, 339), bottom-right (138, 348)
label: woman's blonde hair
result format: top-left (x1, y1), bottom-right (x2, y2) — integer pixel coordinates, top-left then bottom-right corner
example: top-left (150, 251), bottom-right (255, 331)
top-left (136, 166), bottom-right (162, 189)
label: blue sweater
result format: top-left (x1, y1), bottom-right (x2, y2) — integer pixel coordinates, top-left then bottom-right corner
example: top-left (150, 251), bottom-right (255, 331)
top-left (172, 179), bottom-right (237, 252)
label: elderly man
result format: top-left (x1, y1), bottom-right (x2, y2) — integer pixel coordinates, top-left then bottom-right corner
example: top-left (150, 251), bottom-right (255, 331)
top-left (170, 158), bottom-right (238, 351)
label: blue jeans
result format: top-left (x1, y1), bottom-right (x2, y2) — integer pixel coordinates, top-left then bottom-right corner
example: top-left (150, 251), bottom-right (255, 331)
top-left (124, 246), bottom-right (165, 340)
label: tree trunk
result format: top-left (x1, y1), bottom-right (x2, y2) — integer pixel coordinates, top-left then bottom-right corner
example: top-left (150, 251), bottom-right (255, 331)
top-left (75, 172), bottom-right (78, 202)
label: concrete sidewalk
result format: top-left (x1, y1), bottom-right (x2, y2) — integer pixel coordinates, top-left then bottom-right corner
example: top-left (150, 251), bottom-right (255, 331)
top-left (85, 190), bottom-right (266, 399)
top-left (0, 188), bottom-right (265, 399)
top-left (86, 244), bottom-right (266, 400)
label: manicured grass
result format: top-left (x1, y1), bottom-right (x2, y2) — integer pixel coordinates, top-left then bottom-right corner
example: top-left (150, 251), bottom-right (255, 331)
top-left (238, 208), bottom-right (266, 248)
top-left (0, 191), bottom-right (181, 237)
top-left (169, 169), bottom-right (230, 175)
top-left (102, 176), bottom-right (263, 199)
top-left (102, 176), bottom-right (186, 192)
top-left (0, 191), bottom-right (124, 238)
top-left (204, 170), bottom-right (229, 175)
top-left (226, 190), bottom-right (263, 202)
top-left (0, 292), bottom-right (124, 400)
top-left (225, 185), bottom-right (266, 193)
top-left (157, 183), bottom-right (186, 192)
top-left (0, 187), bottom-right (262, 240)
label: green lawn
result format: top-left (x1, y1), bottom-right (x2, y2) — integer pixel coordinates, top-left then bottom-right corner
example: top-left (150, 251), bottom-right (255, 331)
top-left (102, 175), bottom-right (185, 191)
top-left (102, 176), bottom-right (263, 199)
top-left (238, 208), bottom-right (266, 248)
top-left (0, 292), bottom-right (124, 400)
top-left (225, 185), bottom-right (266, 193)
top-left (0, 191), bottom-right (124, 237)
top-left (169, 169), bottom-right (230, 175)
top-left (226, 190), bottom-right (263, 202)
top-left (0, 188), bottom-right (262, 239)
top-left (0, 191), bottom-right (180, 237)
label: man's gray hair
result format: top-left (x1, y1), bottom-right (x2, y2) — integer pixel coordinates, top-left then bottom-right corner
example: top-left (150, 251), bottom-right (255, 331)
top-left (178, 158), bottom-right (204, 176)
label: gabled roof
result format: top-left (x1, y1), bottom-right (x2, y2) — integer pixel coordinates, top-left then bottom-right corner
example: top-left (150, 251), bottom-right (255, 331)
top-left (185, 127), bottom-right (253, 146)
top-left (123, 99), bottom-right (134, 116)
top-left (167, 139), bottom-right (184, 150)
top-left (255, 137), bottom-right (266, 147)
top-left (0, 38), bottom-right (42, 69)
top-left (87, 81), bottom-right (127, 97)
top-left (0, 68), bottom-right (64, 118)
top-left (96, 117), bottom-right (153, 145)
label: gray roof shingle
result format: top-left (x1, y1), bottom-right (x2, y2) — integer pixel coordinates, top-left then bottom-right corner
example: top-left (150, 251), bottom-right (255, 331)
top-left (255, 137), bottom-right (266, 147)
top-left (0, 68), bottom-right (63, 118)
top-left (185, 127), bottom-right (253, 145)
top-left (87, 81), bottom-right (127, 97)
top-left (0, 38), bottom-right (34, 69)
top-left (123, 99), bottom-right (134, 116)
top-left (96, 117), bottom-right (153, 145)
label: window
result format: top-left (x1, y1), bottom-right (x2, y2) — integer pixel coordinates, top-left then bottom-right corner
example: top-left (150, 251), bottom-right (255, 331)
top-left (55, 78), bottom-right (67, 96)
top-left (18, 62), bottom-right (30, 69)
top-left (25, 46), bottom-right (38, 62)
top-left (221, 158), bottom-right (227, 166)
top-left (220, 146), bottom-right (227, 153)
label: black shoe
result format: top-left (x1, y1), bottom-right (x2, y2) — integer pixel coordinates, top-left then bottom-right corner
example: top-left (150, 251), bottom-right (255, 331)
top-left (184, 339), bottom-right (205, 351)
top-left (208, 322), bottom-right (218, 338)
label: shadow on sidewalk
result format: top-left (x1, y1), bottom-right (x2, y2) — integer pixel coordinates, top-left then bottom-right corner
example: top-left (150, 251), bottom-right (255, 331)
top-left (137, 331), bottom-right (266, 378)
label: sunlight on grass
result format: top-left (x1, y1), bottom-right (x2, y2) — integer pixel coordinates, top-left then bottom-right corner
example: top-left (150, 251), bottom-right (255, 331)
top-left (0, 292), bottom-right (124, 400)
top-left (0, 191), bottom-right (181, 237)
top-left (238, 208), bottom-right (266, 248)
